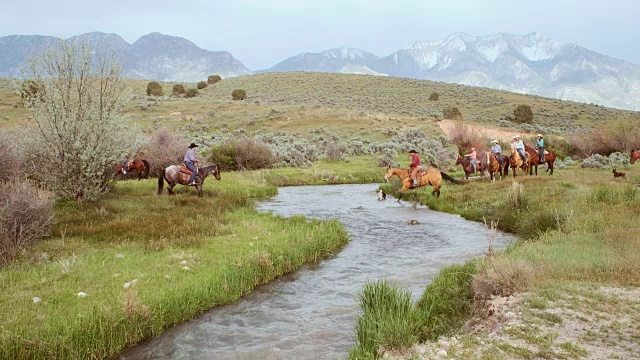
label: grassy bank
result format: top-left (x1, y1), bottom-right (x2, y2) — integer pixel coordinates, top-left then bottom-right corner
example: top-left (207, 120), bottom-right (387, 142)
top-left (0, 170), bottom-right (355, 359)
top-left (351, 166), bottom-right (640, 358)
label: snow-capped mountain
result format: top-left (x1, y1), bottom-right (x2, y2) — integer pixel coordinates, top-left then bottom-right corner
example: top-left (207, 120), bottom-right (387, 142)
top-left (378, 32), bottom-right (640, 110)
top-left (268, 48), bottom-right (382, 75)
top-left (0, 32), bottom-right (251, 81)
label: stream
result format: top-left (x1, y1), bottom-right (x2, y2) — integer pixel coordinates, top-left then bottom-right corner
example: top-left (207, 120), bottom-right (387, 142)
top-left (120, 184), bottom-right (515, 360)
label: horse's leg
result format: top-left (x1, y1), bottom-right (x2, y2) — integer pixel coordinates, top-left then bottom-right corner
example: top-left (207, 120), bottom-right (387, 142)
top-left (549, 160), bottom-right (554, 175)
top-left (196, 184), bottom-right (203, 196)
top-left (167, 182), bottom-right (175, 195)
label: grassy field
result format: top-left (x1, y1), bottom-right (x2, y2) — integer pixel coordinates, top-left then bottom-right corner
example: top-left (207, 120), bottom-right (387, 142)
top-left (0, 159), bottom-right (388, 359)
top-left (351, 165), bottom-right (640, 358)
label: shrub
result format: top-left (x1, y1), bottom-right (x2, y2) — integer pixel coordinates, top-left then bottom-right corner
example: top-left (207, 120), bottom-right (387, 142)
top-left (146, 81), bottom-right (163, 96)
top-left (207, 75), bottom-right (222, 84)
top-left (208, 143), bottom-right (238, 171)
top-left (443, 106), bottom-right (463, 120)
top-left (232, 89), bottom-right (247, 100)
top-left (144, 128), bottom-right (186, 177)
top-left (197, 81), bottom-right (207, 90)
top-left (0, 132), bottom-right (20, 182)
top-left (20, 40), bottom-right (144, 201)
top-left (1, 180), bottom-right (53, 265)
top-left (172, 84), bottom-right (186, 95)
top-left (580, 152), bottom-right (628, 169)
top-left (19, 80), bottom-right (42, 105)
top-left (185, 88), bottom-right (198, 98)
top-left (448, 121), bottom-right (489, 153)
top-left (513, 104), bottom-right (534, 124)
top-left (233, 137), bottom-right (276, 170)
top-left (472, 257), bottom-right (533, 300)
top-left (429, 92), bottom-right (439, 101)
top-left (324, 141), bottom-right (347, 161)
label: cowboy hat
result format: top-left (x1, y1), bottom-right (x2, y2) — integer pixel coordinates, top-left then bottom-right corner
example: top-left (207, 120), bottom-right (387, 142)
top-left (188, 143), bottom-right (198, 148)
top-left (408, 150), bottom-right (417, 154)
top-left (471, 147), bottom-right (475, 150)
top-left (514, 135), bottom-right (521, 139)
top-left (491, 139), bottom-right (499, 143)
top-left (537, 134), bottom-right (544, 137)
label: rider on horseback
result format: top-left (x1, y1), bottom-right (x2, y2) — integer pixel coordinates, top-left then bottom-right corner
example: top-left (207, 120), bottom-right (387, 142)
top-left (464, 147), bottom-right (477, 172)
top-left (491, 140), bottom-right (504, 168)
top-left (184, 143), bottom-right (199, 186)
top-left (512, 135), bottom-right (527, 163)
top-left (536, 134), bottom-right (545, 163)
top-left (408, 150), bottom-right (420, 187)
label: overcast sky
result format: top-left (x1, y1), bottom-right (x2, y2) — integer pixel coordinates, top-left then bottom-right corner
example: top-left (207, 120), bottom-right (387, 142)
top-left (1, 0), bottom-right (638, 69)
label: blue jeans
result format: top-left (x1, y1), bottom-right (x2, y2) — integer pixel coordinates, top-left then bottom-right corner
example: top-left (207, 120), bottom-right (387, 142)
top-left (185, 161), bottom-right (197, 183)
top-left (122, 160), bottom-right (128, 172)
top-left (517, 149), bottom-right (527, 163)
top-left (538, 147), bottom-right (544, 162)
top-left (494, 153), bottom-right (504, 168)
top-left (470, 158), bottom-right (477, 172)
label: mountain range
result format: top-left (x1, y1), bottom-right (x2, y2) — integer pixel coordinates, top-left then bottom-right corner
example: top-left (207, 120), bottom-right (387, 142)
top-left (1, 31), bottom-right (639, 110)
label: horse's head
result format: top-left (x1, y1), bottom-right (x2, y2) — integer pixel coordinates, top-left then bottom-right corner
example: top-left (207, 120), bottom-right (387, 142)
top-left (384, 167), bottom-right (393, 182)
top-left (455, 156), bottom-right (463, 165)
top-left (210, 164), bottom-right (222, 180)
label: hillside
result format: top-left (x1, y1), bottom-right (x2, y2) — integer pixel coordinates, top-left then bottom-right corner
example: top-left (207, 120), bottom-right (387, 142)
top-left (2, 73), bottom-right (640, 139)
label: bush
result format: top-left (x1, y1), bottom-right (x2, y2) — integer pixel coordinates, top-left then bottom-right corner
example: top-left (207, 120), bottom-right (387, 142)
top-left (144, 128), bottom-right (186, 177)
top-left (233, 137), bottom-right (276, 170)
top-left (146, 81), bottom-right (163, 96)
top-left (19, 80), bottom-right (42, 105)
top-left (232, 89), bottom-right (247, 100)
top-left (443, 106), bottom-right (463, 120)
top-left (0, 181), bottom-right (53, 265)
top-left (580, 152), bottom-right (629, 169)
top-left (513, 104), bottom-right (534, 124)
top-left (448, 121), bottom-right (490, 153)
top-left (20, 41), bottom-right (144, 201)
top-left (185, 88), bottom-right (198, 98)
top-left (197, 81), bottom-right (207, 90)
top-left (324, 141), bottom-right (347, 161)
top-left (472, 257), bottom-right (532, 300)
top-left (0, 132), bottom-right (20, 182)
top-left (207, 75), bottom-right (222, 84)
top-left (172, 84), bottom-right (186, 95)
top-left (429, 92), bottom-right (439, 101)
top-left (208, 143), bottom-right (238, 171)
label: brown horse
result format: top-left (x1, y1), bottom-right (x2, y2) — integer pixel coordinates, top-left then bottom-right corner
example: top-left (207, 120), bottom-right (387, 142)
top-left (525, 144), bottom-right (556, 175)
top-left (158, 164), bottom-right (221, 196)
top-left (455, 152), bottom-right (487, 180)
top-left (509, 146), bottom-right (529, 178)
top-left (384, 167), bottom-right (462, 200)
top-left (116, 159), bottom-right (150, 180)
top-left (631, 149), bottom-right (640, 165)
top-left (487, 152), bottom-right (505, 183)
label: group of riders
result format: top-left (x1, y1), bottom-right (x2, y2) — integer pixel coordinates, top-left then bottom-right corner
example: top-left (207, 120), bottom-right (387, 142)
top-left (407, 134), bottom-right (546, 186)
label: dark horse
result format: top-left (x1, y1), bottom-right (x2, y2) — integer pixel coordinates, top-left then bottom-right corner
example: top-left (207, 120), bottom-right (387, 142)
top-left (455, 152), bottom-right (487, 180)
top-left (116, 159), bottom-right (150, 180)
top-left (524, 144), bottom-right (556, 175)
top-left (631, 149), bottom-right (640, 165)
top-left (158, 164), bottom-right (221, 196)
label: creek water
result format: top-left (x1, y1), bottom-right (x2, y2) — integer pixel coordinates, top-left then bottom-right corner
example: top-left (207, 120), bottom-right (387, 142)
top-left (120, 184), bottom-right (515, 360)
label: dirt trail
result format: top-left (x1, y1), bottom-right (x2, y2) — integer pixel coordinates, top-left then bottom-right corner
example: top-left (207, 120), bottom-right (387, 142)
top-left (437, 119), bottom-right (535, 143)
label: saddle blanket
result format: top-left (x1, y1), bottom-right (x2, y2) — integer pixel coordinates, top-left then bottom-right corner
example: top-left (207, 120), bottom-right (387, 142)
top-left (179, 164), bottom-right (198, 175)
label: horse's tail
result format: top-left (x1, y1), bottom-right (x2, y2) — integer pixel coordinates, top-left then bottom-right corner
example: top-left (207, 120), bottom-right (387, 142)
top-left (440, 171), bottom-right (464, 185)
top-left (158, 168), bottom-right (165, 195)
top-left (143, 160), bottom-right (151, 178)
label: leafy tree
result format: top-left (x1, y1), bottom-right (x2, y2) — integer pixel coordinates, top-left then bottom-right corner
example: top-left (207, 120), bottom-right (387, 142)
top-left (19, 40), bottom-right (145, 202)
top-left (207, 75), bottom-right (222, 84)
top-left (172, 84), bottom-right (186, 95)
top-left (232, 89), bottom-right (246, 100)
top-left (197, 81), bottom-right (207, 90)
top-left (429, 92), bottom-right (439, 101)
top-left (513, 104), bottom-right (534, 124)
top-left (146, 81), bottom-right (163, 96)
top-left (443, 106), bottom-right (463, 120)
top-left (186, 88), bottom-right (199, 98)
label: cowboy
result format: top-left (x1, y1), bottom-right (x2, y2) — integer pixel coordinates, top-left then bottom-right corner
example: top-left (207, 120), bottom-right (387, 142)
top-left (408, 150), bottom-right (421, 186)
top-left (121, 160), bottom-right (129, 175)
top-left (512, 135), bottom-right (527, 163)
top-left (184, 143), bottom-right (199, 185)
top-left (491, 140), bottom-right (504, 168)
top-left (464, 147), bottom-right (477, 172)
top-left (536, 134), bottom-right (545, 163)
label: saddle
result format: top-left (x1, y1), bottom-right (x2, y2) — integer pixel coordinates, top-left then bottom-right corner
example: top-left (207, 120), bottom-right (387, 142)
top-left (179, 162), bottom-right (199, 176)
top-left (534, 149), bottom-right (550, 155)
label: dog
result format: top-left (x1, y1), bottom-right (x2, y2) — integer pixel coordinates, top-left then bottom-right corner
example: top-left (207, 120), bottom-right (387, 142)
top-left (612, 168), bottom-right (626, 179)
top-left (377, 189), bottom-right (386, 201)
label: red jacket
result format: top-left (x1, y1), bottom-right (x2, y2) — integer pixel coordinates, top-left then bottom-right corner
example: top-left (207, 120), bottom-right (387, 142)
top-left (410, 153), bottom-right (421, 167)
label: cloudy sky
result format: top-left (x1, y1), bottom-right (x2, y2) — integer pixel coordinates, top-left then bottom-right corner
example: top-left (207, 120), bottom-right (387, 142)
top-left (0, 0), bottom-right (638, 69)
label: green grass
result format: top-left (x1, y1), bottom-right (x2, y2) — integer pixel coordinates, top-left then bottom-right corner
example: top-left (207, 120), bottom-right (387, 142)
top-left (351, 165), bottom-right (640, 357)
top-left (0, 174), bottom-right (350, 359)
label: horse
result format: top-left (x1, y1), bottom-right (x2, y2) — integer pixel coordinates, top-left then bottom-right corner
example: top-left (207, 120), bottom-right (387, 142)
top-left (158, 164), bottom-right (221, 196)
top-left (455, 152), bottom-right (487, 180)
top-left (115, 159), bottom-right (150, 180)
top-left (509, 146), bottom-right (530, 178)
top-left (487, 152), bottom-right (504, 183)
top-left (524, 144), bottom-right (556, 175)
top-left (631, 149), bottom-right (640, 165)
top-left (384, 167), bottom-right (462, 201)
